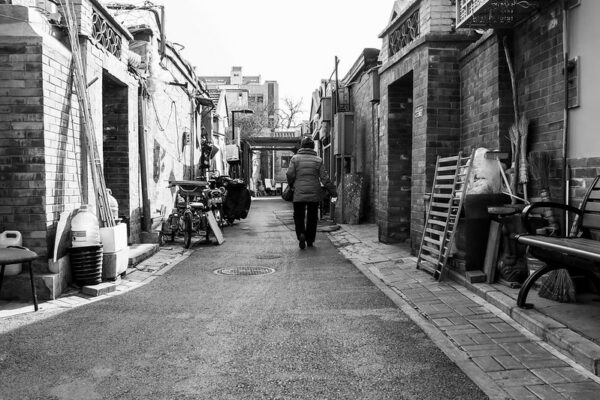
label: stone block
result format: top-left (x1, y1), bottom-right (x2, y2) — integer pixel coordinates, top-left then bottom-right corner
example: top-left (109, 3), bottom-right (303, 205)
top-left (81, 282), bottom-right (117, 297)
top-left (128, 243), bottom-right (159, 267)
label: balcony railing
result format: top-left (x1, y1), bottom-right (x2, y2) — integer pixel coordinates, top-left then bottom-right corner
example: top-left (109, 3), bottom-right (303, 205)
top-left (456, 0), bottom-right (539, 29)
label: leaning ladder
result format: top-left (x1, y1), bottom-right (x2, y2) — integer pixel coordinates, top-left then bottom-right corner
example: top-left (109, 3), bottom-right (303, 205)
top-left (61, 0), bottom-right (114, 227)
top-left (416, 150), bottom-right (474, 281)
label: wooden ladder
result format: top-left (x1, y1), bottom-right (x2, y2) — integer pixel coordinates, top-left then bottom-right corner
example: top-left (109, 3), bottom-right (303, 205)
top-left (417, 150), bottom-right (474, 281)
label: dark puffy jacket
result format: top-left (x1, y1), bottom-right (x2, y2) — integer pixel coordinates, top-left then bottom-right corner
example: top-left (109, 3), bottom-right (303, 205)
top-left (286, 148), bottom-right (337, 202)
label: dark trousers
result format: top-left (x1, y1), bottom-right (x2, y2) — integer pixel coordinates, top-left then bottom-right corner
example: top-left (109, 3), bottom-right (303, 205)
top-left (293, 201), bottom-right (319, 243)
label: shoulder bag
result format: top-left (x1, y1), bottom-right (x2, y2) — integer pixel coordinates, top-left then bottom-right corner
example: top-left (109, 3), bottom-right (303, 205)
top-left (281, 185), bottom-right (294, 202)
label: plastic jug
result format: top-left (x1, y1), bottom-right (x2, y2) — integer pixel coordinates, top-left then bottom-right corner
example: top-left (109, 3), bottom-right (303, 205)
top-left (71, 205), bottom-right (101, 247)
top-left (0, 230), bottom-right (23, 275)
top-left (106, 189), bottom-right (119, 221)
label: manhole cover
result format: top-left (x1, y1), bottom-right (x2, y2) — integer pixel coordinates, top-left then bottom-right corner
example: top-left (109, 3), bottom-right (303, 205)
top-left (214, 266), bottom-right (276, 276)
top-left (255, 254), bottom-right (282, 260)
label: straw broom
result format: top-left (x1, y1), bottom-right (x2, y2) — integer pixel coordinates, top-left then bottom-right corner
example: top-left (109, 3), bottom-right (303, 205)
top-left (529, 151), bottom-right (575, 302)
top-left (538, 269), bottom-right (576, 303)
top-left (518, 115), bottom-right (529, 202)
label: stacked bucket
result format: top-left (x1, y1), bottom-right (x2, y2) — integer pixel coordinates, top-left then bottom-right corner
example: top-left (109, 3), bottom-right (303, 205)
top-left (68, 205), bottom-right (103, 286)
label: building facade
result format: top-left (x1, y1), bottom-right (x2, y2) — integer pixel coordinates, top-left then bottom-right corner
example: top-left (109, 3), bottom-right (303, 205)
top-left (362, 0), bottom-right (599, 257)
top-left (0, 0), bottom-right (211, 300)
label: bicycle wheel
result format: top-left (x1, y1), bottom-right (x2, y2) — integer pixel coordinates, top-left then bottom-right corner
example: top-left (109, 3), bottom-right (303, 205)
top-left (183, 214), bottom-right (193, 249)
top-left (204, 213), bottom-right (211, 243)
top-left (214, 206), bottom-right (224, 228)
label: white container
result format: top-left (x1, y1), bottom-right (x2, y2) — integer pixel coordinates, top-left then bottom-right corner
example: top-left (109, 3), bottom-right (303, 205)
top-left (106, 189), bottom-right (119, 221)
top-left (0, 231), bottom-right (23, 275)
top-left (100, 223), bottom-right (127, 253)
top-left (102, 247), bottom-right (129, 280)
top-left (71, 205), bottom-right (100, 248)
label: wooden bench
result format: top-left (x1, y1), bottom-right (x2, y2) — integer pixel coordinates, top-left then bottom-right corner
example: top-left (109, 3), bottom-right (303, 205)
top-left (515, 176), bottom-right (600, 308)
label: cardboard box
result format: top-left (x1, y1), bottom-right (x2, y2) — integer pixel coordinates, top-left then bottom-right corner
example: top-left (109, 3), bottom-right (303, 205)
top-left (102, 247), bottom-right (129, 280)
top-left (100, 223), bottom-right (127, 253)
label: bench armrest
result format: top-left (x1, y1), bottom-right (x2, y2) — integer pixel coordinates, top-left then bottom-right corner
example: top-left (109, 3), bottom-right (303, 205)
top-left (521, 202), bottom-right (582, 236)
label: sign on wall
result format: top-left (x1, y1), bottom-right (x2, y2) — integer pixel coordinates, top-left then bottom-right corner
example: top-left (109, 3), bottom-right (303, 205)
top-left (414, 105), bottom-right (424, 118)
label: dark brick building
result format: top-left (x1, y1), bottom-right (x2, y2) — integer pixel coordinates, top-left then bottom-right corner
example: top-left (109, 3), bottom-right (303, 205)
top-left (377, 0), bottom-right (477, 248)
top-left (373, 0), bottom-right (597, 256)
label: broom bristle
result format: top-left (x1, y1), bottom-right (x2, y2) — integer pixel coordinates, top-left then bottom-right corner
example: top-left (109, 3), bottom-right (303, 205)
top-left (538, 269), bottom-right (576, 303)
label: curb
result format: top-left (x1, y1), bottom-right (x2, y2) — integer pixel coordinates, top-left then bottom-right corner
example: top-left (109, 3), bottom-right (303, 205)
top-left (0, 246), bottom-right (192, 321)
top-left (352, 259), bottom-right (512, 400)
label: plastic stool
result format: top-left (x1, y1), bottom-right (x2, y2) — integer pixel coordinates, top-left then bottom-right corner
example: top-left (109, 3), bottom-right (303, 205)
top-left (0, 246), bottom-right (39, 311)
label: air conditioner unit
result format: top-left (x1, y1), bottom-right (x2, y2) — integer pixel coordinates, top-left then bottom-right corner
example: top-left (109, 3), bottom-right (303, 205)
top-left (320, 97), bottom-right (332, 121)
top-left (333, 112), bottom-right (354, 155)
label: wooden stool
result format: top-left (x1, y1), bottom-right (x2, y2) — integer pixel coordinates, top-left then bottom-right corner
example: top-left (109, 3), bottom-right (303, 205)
top-left (0, 246), bottom-right (39, 311)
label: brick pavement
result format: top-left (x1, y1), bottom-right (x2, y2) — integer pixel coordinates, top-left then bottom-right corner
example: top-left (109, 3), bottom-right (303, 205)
top-left (329, 224), bottom-right (600, 400)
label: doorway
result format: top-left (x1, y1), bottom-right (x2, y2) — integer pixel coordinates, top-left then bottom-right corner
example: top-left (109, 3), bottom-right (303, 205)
top-left (387, 72), bottom-right (414, 242)
top-left (102, 72), bottom-right (129, 222)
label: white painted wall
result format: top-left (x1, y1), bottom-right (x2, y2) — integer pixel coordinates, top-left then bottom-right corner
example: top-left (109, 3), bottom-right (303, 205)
top-left (568, 1), bottom-right (600, 159)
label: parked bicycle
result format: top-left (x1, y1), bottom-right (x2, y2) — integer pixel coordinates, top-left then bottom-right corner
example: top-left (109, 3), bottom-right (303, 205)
top-left (160, 180), bottom-right (223, 248)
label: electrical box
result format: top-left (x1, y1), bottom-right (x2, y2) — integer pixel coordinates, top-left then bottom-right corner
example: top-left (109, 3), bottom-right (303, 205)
top-left (333, 112), bottom-right (354, 155)
top-left (370, 70), bottom-right (380, 103)
top-left (320, 97), bottom-right (332, 121)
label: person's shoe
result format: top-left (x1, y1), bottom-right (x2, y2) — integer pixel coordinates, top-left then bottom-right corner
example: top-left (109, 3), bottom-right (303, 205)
top-left (307, 242), bottom-right (313, 247)
top-left (299, 233), bottom-right (306, 249)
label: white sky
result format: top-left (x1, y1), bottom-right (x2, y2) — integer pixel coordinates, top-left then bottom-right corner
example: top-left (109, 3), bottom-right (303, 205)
top-left (162, 0), bottom-right (396, 117)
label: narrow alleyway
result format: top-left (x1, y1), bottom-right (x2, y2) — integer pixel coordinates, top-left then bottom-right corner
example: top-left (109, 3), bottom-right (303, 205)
top-left (0, 199), bottom-right (485, 399)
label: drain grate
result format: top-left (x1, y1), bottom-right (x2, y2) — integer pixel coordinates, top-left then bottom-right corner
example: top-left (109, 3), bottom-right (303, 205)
top-left (214, 266), bottom-right (276, 276)
top-left (255, 254), bottom-right (282, 260)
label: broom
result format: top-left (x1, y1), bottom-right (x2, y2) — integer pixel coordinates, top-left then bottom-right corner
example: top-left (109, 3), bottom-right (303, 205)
top-left (529, 151), bottom-right (576, 302)
top-left (518, 115), bottom-right (529, 202)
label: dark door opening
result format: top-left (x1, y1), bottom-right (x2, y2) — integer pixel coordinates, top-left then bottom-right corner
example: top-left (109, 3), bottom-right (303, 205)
top-left (102, 72), bottom-right (129, 224)
top-left (387, 72), bottom-right (414, 242)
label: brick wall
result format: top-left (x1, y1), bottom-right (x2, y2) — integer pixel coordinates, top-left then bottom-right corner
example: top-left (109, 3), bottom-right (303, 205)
top-left (513, 2), bottom-right (565, 201)
top-left (379, 45), bottom-right (428, 245)
top-left (348, 71), bottom-right (377, 223)
top-left (0, 37), bottom-right (47, 264)
top-left (457, 3), bottom-right (565, 202)
top-left (422, 0), bottom-right (457, 34)
top-left (379, 34), bottom-right (474, 250)
top-left (42, 38), bottom-right (84, 267)
top-left (459, 32), bottom-right (512, 153)
top-left (569, 158), bottom-right (600, 207)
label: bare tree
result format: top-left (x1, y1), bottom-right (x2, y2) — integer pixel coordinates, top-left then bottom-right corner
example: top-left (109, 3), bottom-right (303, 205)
top-left (233, 102), bottom-right (274, 145)
top-left (277, 97), bottom-right (304, 129)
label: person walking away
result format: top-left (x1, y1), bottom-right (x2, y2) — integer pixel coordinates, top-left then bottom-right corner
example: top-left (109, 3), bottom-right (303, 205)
top-left (286, 137), bottom-right (337, 249)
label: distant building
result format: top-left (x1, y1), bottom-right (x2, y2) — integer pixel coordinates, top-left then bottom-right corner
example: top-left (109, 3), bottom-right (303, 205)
top-left (201, 67), bottom-right (284, 189)
top-left (201, 66), bottom-right (279, 128)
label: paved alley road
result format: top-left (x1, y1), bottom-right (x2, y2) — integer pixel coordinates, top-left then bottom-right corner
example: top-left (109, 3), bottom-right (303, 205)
top-left (0, 199), bottom-right (486, 399)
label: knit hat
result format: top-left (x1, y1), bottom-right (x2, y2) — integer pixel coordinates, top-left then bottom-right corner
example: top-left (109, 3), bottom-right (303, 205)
top-left (300, 136), bottom-right (314, 149)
